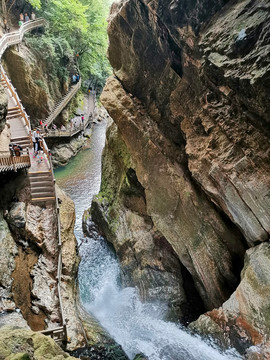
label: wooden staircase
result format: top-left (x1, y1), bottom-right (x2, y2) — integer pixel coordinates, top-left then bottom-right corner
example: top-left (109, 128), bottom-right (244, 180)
top-left (10, 135), bottom-right (31, 149)
top-left (6, 106), bottom-right (21, 120)
top-left (29, 171), bottom-right (56, 203)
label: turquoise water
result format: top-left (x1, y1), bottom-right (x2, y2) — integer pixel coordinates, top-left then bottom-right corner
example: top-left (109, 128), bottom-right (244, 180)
top-left (55, 121), bottom-right (106, 239)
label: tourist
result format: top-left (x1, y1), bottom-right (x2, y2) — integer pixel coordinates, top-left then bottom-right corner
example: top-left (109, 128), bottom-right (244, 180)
top-left (31, 12), bottom-right (36, 21)
top-left (44, 124), bottom-right (49, 135)
top-left (3, 19), bottom-right (10, 33)
top-left (52, 124), bottom-right (57, 130)
top-left (9, 143), bottom-right (23, 157)
top-left (72, 74), bottom-right (76, 84)
top-left (76, 73), bottom-right (80, 83)
top-left (24, 13), bottom-right (30, 22)
top-left (32, 129), bottom-right (42, 157)
top-left (19, 13), bottom-right (24, 21)
top-left (81, 115), bottom-right (84, 125)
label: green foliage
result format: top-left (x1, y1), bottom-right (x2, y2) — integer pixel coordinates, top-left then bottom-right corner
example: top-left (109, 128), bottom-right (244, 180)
top-left (31, 0), bottom-right (112, 92)
top-left (28, 0), bottom-right (41, 9)
top-left (25, 34), bottom-right (73, 82)
top-left (34, 79), bottom-right (47, 91)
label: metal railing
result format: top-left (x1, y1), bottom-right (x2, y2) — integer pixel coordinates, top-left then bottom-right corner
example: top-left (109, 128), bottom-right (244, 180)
top-left (0, 18), bottom-right (48, 59)
top-left (44, 79), bottom-right (82, 127)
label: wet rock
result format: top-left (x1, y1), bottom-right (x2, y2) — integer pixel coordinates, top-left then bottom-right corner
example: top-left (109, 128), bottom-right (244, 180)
top-left (190, 243), bottom-right (270, 356)
top-left (70, 342), bottom-right (129, 360)
top-left (0, 211), bottom-right (18, 303)
top-left (92, 123), bottom-right (204, 322)
top-left (50, 135), bottom-right (86, 168)
top-left (7, 202), bottom-right (26, 228)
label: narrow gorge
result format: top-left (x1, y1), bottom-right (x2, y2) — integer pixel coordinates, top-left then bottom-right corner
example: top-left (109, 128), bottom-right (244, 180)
top-left (0, 0), bottom-right (269, 359)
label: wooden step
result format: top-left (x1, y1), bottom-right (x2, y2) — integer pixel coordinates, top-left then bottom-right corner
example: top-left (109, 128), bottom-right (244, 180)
top-left (32, 191), bottom-right (55, 198)
top-left (31, 196), bottom-right (56, 203)
top-left (29, 180), bottom-right (53, 187)
top-left (29, 171), bottom-right (52, 178)
top-left (7, 106), bottom-right (20, 111)
top-left (31, 187), bottom-right (54, 194)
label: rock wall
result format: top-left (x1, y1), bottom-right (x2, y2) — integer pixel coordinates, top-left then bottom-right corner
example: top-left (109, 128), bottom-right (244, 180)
top-left (0, 173), bottom-right (84, 348)
top-left (96, 0), bottom-right (270, 356)
top-left (2, 45), bottom-right (79, 127)
top-left (0, 87), bottom-right (8, 134)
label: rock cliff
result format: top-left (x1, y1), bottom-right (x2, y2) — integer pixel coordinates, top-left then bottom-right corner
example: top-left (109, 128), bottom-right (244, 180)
top-left (2, 44), bottom-right (79, 127)
top-left (0, 172), bottom-right (85, 349)
top-left (95, 0), bottom-right (270, 356)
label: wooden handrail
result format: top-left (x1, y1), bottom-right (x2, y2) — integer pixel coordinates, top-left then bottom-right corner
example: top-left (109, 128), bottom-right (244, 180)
top-left (1, 65), bottom-right (31, 131)
top-left (0, 153), bottom-right (30, 172)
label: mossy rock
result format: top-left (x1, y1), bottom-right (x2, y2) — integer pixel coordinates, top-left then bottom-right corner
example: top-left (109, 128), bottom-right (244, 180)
top-left (0, 327), bottom-right (76, 359)
top-left (6, 353), bottom-right (31, 360)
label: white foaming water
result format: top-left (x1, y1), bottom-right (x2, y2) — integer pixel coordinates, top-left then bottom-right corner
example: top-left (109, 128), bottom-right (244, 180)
top-left (79, 234), bottom-right (242, 360)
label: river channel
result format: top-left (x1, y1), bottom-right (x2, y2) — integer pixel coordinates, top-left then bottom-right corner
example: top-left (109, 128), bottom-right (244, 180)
top-left (55, 120), bottom-right (242, 360)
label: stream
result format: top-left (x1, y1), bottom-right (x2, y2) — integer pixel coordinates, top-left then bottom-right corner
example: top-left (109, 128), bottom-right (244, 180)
top-left (55, 120), bottom-right (242, 360)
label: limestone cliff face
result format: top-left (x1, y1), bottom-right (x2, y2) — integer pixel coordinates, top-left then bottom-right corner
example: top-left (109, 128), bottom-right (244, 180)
top-left (98, 0), bottom-right (270, 355)
top-left (92, 122), bottom-right (205, 322)
top-left (2, 45), bottom-right (78, 126)
top-left (0, 174), bottom-right (84, 348)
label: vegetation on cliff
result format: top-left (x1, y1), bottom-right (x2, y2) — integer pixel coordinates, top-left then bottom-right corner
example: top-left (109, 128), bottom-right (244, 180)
top-left (2, 0), bottom-right (112, 92)
top-left (35, 0), bottom-right (111, 91)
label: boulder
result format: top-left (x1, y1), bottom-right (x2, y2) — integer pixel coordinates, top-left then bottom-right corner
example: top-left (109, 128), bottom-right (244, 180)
top-left (7, 202), bottom-right (26, 228)
top-left (0, 327), bottom-right (76, 359)
top-left (190, 243), bottom-right (270, 357)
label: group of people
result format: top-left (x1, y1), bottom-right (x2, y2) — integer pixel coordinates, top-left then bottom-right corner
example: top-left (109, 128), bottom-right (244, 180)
top-left (18, 12), bottom-right (36, 27)
top-left (72, 73), bottom-right (80, 84)
top-left (1, 11), bottom-right (36, 34)
top-left (51, 114), bottom-right (85, 133)
top-left (9, 143), bottom-right (23, 157)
